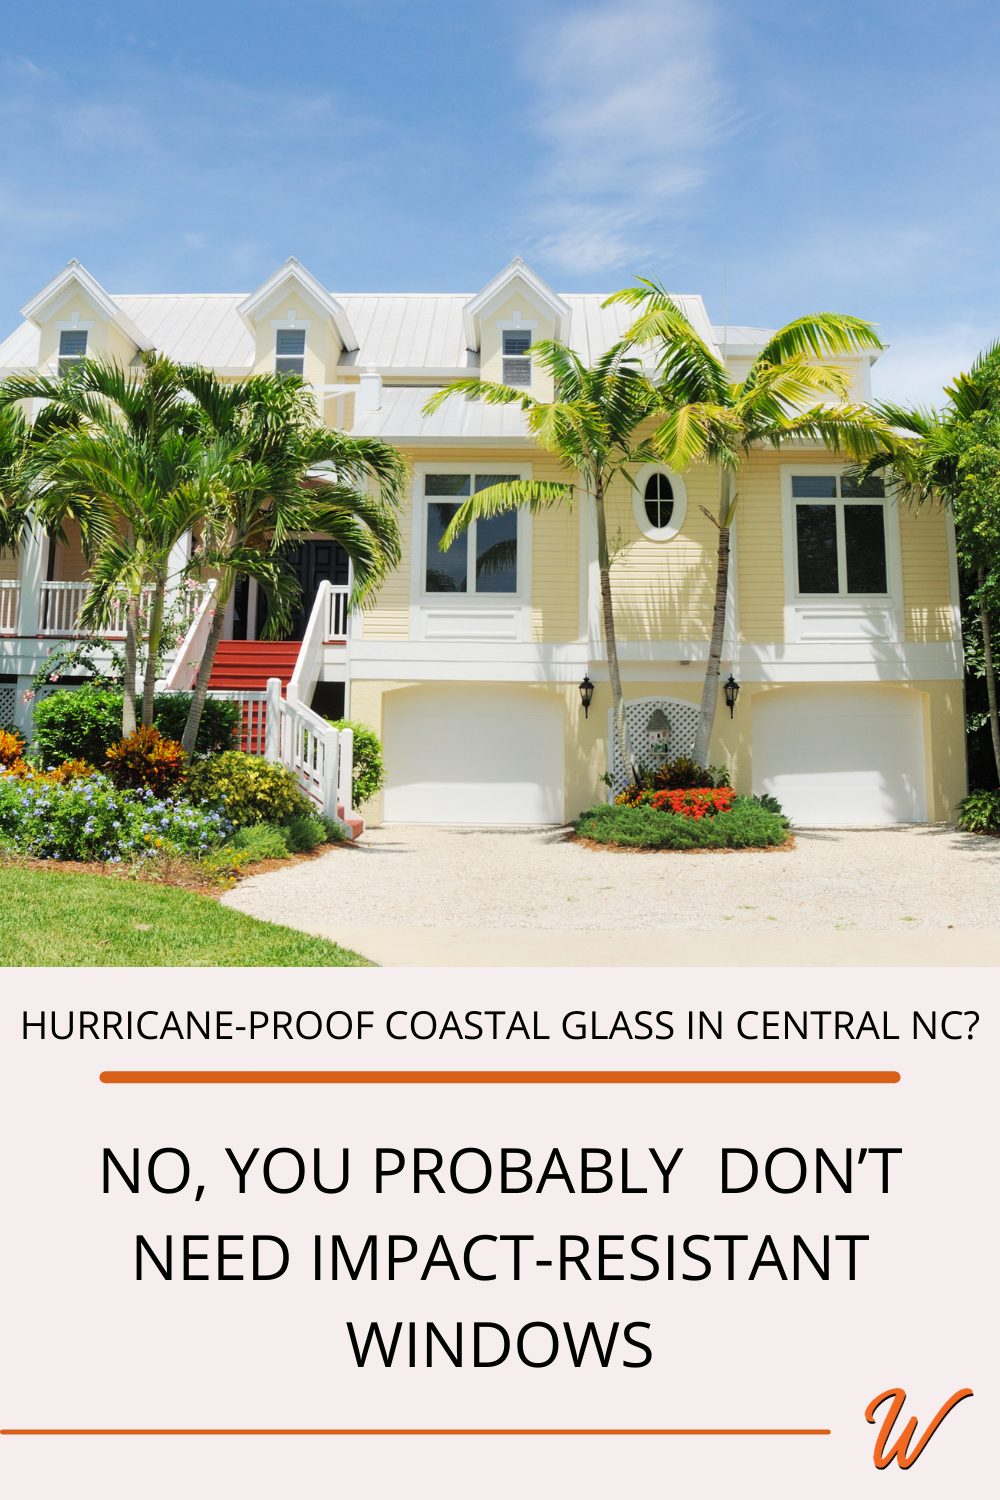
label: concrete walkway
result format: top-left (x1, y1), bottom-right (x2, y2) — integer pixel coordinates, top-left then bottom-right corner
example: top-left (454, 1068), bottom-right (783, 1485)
top-left (222, 824), bottom-right (1000, 966)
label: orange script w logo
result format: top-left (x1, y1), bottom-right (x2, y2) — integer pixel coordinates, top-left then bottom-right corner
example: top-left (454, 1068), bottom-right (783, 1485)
top-left (865, 1387), bottom-right (974, 1469)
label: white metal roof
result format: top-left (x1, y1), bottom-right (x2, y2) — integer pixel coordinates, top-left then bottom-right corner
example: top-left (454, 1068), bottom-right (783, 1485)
top-left (353, 385), bottom-right (530, 443)
top-left (1, 284), bottom-right (719, 376)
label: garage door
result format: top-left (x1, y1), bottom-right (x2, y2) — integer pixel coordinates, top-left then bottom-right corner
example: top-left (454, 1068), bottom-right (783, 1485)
top-left (753, 686), bottom-right (927, 825)
top-left (383, 685), bottom-right (564, 825)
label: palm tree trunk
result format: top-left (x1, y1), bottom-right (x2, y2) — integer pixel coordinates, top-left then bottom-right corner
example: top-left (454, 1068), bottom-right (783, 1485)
top-left (180, 588), bottom-right (229, 758)
top-left (693, 471), bottom-right (734, 768)
top-left (121, 594), bottom-right (140, 737)
top-left (979, 568), bottom-right (1000, 783)
top-left (593, 480), bottom-right (637, 784)
top-left (140, 577), bottom-right (166, 728)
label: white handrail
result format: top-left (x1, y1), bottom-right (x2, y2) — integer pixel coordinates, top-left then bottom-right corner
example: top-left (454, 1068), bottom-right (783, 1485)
top-left (265, 676), bottom-right (354, 826)
top-left (164, 579), bottom-right (219, 690)
top-left (286, 579), bottom-right (330, 708)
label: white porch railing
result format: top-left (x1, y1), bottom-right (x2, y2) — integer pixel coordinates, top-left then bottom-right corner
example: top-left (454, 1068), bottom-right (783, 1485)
top-left (265, 676), bottom-right (354, 824)
top-left (327, 583), bottom-right (349, 640)
top-left (0, 580), bottom-right (19, 633)
top-left (36, 580), bottom-right (209, 639)
top-left (163, 579), bottom-right (219, 690)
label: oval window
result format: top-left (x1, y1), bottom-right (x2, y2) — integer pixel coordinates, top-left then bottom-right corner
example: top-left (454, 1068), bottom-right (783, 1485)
top-left (633, 465), bottom-right (687, 540)
top-left (644, 472), bottom-right (674, 530)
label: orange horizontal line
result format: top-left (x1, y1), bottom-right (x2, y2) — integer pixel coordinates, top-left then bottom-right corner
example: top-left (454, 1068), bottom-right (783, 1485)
top-left (2, 1428), bottom-right (831, 1437)
top-left (98, 1070), bottom-right (899, 1086)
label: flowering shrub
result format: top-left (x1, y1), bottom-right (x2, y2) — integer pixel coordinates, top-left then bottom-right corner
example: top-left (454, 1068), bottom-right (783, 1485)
top-left (616, 786), bottom-right (736, 818)
top-left (31, 685), bottom-right (238, 765)
top-left (0, 729), bottom-right (26, 768)
top-left (575, 797), bottom-right (790, 850)
top-left (104, 727), bottom-right (187, 795)
top-left (0, 772), bottom-right (230, 862)
top-left (3, 757), bottom-right (97, 785)
top-left (186, 751), bottom-right (314, 827)
top-left (649, 787), bottom-right (737, 819)
top-left (615, 757), bottom-right (731, 804)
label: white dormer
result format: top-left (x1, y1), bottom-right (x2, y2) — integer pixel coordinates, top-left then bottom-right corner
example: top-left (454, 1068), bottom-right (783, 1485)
top-left (463, 257), bottom-right (571, 350)
top-left (238, 258), bottom-right (357, 383)
top-left (20, 260), bottom-right (153, 371)
top-left (463, 258), bottom-right (571, 396)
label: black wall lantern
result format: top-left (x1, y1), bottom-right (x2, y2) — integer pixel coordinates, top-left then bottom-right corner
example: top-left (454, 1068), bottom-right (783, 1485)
top-left (723, 673), bottom-right (741, 718)
top-left (579, 673), bottom-right (595, 719)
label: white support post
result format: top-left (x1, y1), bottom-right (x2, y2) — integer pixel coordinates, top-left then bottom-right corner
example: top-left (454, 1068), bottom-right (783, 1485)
top-left (18, 520), bottom-right (48, 638)
top-left (264, 677), bottom-right (282, 762)
top-left (322, 731), bottom-right (341, 820)
top-left (337, 726), bottom-right (354, 818)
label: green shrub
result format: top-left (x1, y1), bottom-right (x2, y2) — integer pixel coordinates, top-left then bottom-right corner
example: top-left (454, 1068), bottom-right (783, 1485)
top-left (750, 792), bottom-right (787, 819)
top-left (573, 797), bottom-right (790, 850)
top-left (0, 773), bottom-right (230, 862)
top-left (327, 718), bottom-right (384, 806)
top-left (31, 686), bottom-right (238, 765)
top-left (229, 823), bottom-right (294, 860)
top-left (186, 751), bottom-right (314, 827)
top-left (283, 813), bottom-right (328, 852)
top-left (956, 788), bottom-right (1000, 834)
top-left (320, 815), bottom-right (349, 844)
top-left (104, 727), bottom-right (187, 795)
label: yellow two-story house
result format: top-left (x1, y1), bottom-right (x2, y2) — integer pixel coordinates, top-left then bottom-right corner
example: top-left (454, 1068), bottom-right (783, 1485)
top-left (0, 257), bottom-right (967, 827)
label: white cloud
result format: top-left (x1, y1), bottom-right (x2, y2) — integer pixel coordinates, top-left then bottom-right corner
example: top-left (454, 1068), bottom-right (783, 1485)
top-left (873, 324), bottom-right (993, 409)
top-left (520, 0), bottom-right (728, 276)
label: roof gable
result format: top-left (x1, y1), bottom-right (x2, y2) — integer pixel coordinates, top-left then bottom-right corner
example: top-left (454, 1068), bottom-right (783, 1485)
top-left (237, 258), bottom-right (357, 350)
top-left (463, 257), bottom-right (571, 349)
top-left (20, 261), bottom-right (153, 351)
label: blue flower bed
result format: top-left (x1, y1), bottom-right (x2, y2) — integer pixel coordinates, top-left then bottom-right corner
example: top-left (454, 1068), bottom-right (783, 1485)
top-left (0, 771), bottom-right (231, 863)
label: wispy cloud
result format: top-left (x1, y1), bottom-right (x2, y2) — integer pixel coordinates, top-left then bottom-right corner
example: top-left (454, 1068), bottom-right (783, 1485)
top-left (520, 0), bottom-right (731, 276)
top-left (874, 323), bottom-right (993, 409)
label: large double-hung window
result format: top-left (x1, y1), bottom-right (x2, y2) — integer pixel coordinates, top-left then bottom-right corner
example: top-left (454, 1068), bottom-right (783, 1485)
top-left (792, 472), bottom-right (888, 596)
top-left (423, 472), bottom-right (520, 595)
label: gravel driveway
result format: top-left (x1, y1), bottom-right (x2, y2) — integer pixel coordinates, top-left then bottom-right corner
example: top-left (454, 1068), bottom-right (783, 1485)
top-left (224, 824), bottom-right (1000, 954)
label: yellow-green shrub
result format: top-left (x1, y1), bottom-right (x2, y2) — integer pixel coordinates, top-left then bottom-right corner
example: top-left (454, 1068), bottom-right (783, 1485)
top-left (186, 751), bottom-right (314, 827)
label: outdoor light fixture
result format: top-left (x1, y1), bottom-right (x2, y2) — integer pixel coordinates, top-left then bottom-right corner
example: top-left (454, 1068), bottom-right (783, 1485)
top-left (579, 673), bottom-right (595, 719)
top-left (723, 673), bottom-right (741, 718)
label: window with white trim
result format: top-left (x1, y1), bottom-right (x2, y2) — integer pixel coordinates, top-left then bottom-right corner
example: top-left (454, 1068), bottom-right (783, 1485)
top-left (632, 465), bottom-right (687, 540)
top-left (502, 330), bottom-right (532, 387)
top-left (792, 472), bottom-right (888, 596)
top-left (423, 472), bottom-right (519, 594)
top-left (58, 329), bottom-right (88, 377)
top-left (275, 328), bottom-right (306, 377)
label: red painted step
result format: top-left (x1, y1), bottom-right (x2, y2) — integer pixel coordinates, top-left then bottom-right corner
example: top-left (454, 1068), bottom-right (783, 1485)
top-left (337, 804), bottom-right (365, 841)
top-left (205, 640), bottom-right (302, 692)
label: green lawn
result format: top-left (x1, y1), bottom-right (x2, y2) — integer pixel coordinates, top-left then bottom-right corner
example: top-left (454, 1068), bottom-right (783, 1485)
top-left (0, 865), bottom-right (370, 967)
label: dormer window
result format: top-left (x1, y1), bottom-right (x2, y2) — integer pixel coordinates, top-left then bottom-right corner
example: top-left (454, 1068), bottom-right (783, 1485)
top-left (275, 328), bottom-right (306, 378)
top-left (58, 329), bottom-right (88, 377)
top-left (502, 330), bottom-right (532, 387)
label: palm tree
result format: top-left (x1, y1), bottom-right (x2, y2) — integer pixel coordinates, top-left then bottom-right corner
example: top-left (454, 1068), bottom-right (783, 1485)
top-left (177, 368), bottom-right (406, 756)
top-left (423, 339), bottom-right (665, 780)
top-left (1, 356), bottom-right (208, 734)
top-left (858, 346), bottom-right (1000, 782)
top-left (0, 402), bottom-right (34, 555)
top-left (607, 281), bottom-right (893, 763)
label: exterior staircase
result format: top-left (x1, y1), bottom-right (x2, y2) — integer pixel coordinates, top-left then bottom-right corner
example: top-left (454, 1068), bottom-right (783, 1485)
top-left (205, 640), bottom-right (302, 693)
top-left (204, 640), bottom-right (364, 841)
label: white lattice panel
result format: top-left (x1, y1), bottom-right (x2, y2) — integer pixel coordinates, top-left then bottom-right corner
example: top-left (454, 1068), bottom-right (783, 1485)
top-left (0, 684), bottom-right (17, 730)
top-left (608, 696), bottom-right (700, 794)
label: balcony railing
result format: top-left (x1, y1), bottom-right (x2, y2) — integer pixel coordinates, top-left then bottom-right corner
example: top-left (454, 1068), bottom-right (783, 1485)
top-left (0, 580), bottom-right (19, 634)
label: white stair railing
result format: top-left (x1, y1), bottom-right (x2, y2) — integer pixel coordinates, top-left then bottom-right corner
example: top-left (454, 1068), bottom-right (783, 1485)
top-left (287, 579), bottom-right (330, 708)
top-left (164, 579), bottom-right (219, 691)
top-left (265, 677), bottom-right (354, 826)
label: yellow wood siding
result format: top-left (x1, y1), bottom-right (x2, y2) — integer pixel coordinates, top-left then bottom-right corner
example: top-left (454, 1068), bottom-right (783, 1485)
top-left (900, 502), bottom-right (954, 641)
top-left (0, 548), bottom-right (19, 581)
top-left (605, 465), bottom-right (717, 641)
top-left (736, 453), bottom-right (786, 642)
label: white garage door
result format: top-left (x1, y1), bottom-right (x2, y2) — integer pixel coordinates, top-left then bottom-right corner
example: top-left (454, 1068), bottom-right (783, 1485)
top-left (753, 687), bottom-right (927, 825)
top-left (383, 685), bottom-right (564, 825)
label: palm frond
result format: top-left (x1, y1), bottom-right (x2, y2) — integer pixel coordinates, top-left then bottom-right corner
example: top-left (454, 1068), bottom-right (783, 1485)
top-left (439, 480), bottom-right (575, 550)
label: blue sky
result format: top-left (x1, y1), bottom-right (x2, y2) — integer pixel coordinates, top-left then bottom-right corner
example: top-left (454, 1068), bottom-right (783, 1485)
top-left (1, 0), bottom-right (998, 402)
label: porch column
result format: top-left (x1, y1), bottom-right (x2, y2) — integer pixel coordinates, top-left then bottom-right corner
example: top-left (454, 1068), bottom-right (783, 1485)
top-left (17, 519), bottom-right (48, 638)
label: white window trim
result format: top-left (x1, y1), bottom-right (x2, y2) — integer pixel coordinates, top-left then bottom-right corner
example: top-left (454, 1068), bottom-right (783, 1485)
top-left (413, 463), bottom-right (533, 605)
top-left (780, 464), bottom-right (902, 643)
top-left (632, 464), bottom-right (688, 541)
top-left (498, 316), bottom-right (537, 389)
top-left (275, 324), bottom-right (307, 378)
top-left (56, 326), bottom-right (90, 377)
